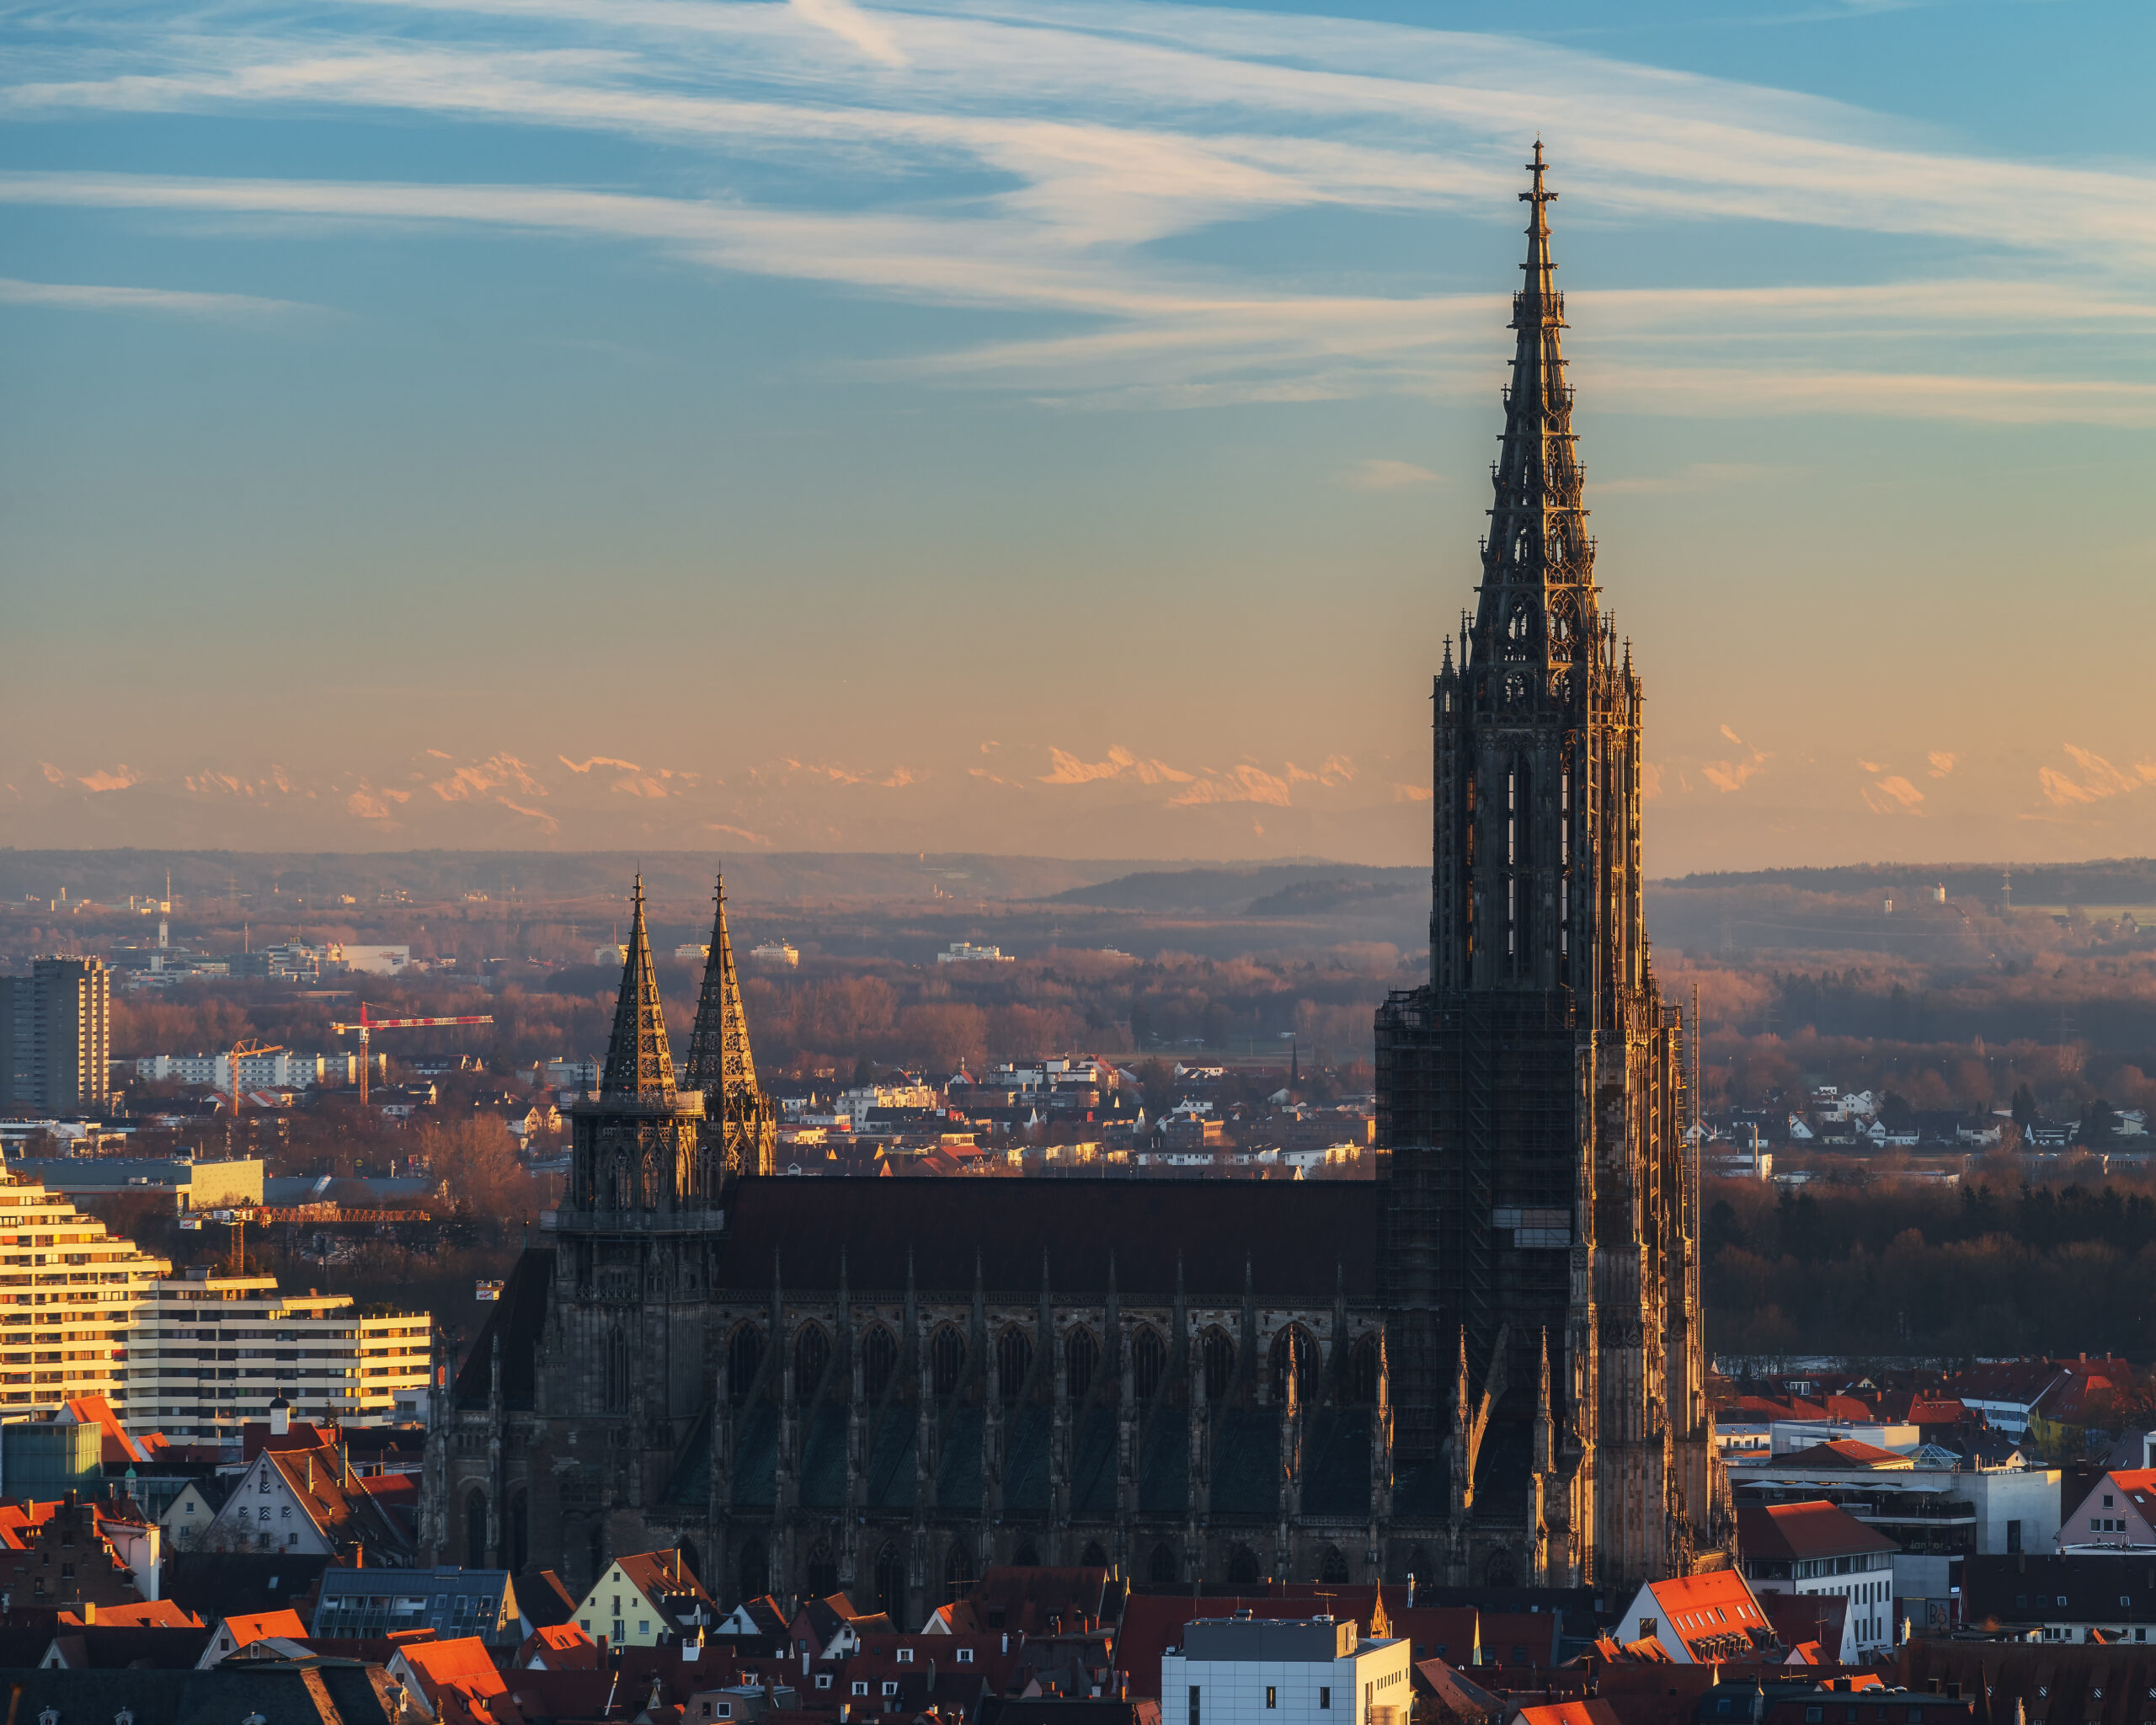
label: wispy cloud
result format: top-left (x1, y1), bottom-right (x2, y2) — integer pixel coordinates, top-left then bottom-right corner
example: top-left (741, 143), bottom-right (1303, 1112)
top-left (1700, 725), bottom-right (1772, 793)
top-left (0, 276), bottom-right (312, 317)
top-left (2038, 745), bottom-right (2156, 809)
top-left (2, 0), bottom-right (2153, 419)
top-left (789, 0), bottom-right (907, 67)
top-left (1341, 457), bottom-right (1444, 491)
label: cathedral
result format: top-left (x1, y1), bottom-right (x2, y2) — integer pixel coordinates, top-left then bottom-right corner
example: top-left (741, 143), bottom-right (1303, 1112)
top-left (422, 148), bottom-right (1729, 1619)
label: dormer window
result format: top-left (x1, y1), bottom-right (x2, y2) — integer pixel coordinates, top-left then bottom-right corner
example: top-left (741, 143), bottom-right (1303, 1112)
top-left (897, 1649), bottom-right (914, 1664)
top-left (956, 1650), bottom-right (974, 1664)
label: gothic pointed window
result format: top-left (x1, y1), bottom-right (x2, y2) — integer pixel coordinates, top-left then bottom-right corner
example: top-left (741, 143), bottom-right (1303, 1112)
top-left (1130, 1326), bottom-right (1166, 1401)
top-left (1506, 600), bottom-right (1534, 654)
top-left (873, 1541), bottom-right (906, 1621)
top-left (727, 1323), bottom-right (764, 1402)
top-left (1149, 1543), bottom-right (1180, 1585)
top-left (1200, 1327), bottom-right (1235, 1402)
top-left (996, 1327), bottom-right (1033, 1403)
top-left (860, 1325), bottom-right (897, 1402)
top-left (930, 1325), bottom-right (967, 1397)
top-left (1065, 1326), bottom-right (1099, 1400)
top-left (807, 1541), bottom-right (839, 1600)
top-left (1350, 1334), bottom-right (1381, 1406)
top-left (1268, 1325), bottom-right (1316, 1403)
top-left (738, 1535), bottom-right (768, 1601)
top-left (793, 1323), bottom-right (830, 1396)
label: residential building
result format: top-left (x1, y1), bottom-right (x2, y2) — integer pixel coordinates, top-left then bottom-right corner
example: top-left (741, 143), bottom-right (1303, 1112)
top-left (133, 1051), bottom-right (359, 1090)
top-left (189, 1437), bottom-right (413, 1560)
top-left (572, 1548), bottom-right (717, 1648)
top-left (1730, 1444), bottom-right (2060, 1632)
top-left (126, 1267), bottom-right (431, 1439)
top-left (0, 1170), bottom-right (170, 1417)
top-left (1609, 1570), bottom-right (1774, 1664)
top-left (1736, 1501), bottom-right (1897, 1660)
top-left (937, 943), bottom-right (1014, 964)
top-left (312, 1565), bottom-right (528, 1648)
top-left (2060, 1468), bottom-right (2156, 1549)
top-left (1160, 1613), bottom-right (1412, 1725)
top-left (1, 958), bottom-right (112, 1116)
top-left (10, 1156), bottom-right (264, 1214)
top-left (750, 942), bottom-right (798, 969)
top-left (0, 1658), bottom-right (404, 1725)
top-left (1963, 1553), bottom-right (2156, 1643)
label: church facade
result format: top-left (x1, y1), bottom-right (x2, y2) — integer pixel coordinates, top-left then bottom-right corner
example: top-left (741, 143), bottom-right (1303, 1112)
top-left (422, 152), bottom-right (1728, 1621)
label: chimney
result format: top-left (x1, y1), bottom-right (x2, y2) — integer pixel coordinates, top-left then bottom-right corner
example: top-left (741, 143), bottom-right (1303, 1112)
top-left (271, 1398), bottom-right (291, 1437)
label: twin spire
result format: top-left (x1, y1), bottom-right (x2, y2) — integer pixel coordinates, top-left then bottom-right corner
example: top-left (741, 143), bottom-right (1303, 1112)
top-left (600, 869), bottom-right (762, 1108)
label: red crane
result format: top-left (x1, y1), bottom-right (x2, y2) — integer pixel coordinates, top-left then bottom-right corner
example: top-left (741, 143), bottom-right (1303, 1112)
top-left (330, 1001), bottom-right (494, 1105)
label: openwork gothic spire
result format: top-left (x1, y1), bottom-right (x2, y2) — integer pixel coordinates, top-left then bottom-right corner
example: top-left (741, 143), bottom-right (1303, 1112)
top-left (1472, 140), bottom-right (1598, 671)
top-left (600, 873), bottom-right (677, 1097)
top-left (686, 872), bottom-right (759, 1098)
top-left (685, 868), bottom-right (778, 1180)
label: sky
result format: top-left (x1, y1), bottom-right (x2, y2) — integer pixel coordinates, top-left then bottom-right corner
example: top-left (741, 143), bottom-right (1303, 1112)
top-left (3, 0), bottom-right (2153, 871)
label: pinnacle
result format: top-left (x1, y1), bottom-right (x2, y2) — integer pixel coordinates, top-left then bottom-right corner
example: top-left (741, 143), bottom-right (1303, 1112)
top-left (600, 873), bottom-right (677, 1098)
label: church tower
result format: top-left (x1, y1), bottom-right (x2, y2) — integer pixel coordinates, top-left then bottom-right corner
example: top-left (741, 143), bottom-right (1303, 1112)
top-left (684, 872), bottom-right (777, 1185)
top-left (1374, 146), bottom-right (1722, 1592)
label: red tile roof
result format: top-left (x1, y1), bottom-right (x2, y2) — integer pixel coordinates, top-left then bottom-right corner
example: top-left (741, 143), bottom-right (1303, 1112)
top-left (1737, 1502), bottom-right (1900, 1562)
top-left (1771, 1439), bottom-right (1912, 1470)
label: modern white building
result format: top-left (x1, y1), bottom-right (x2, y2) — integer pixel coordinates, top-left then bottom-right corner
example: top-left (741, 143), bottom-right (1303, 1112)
top-left (0, 1170), bottom-right (170, 1417)
top-left (135, 1051), bottom-right (361, 1090)
top-left (1737, 1499), bottom-right (1898, 1659)
top-left (750, 942), bottom-right (798, 969)
top-left (125, 1268), bottom-right (432, 1439)
top-left (1160, 1613), bottom-right (1412, 1725)
top-left (937, 943), bottom-right (1013, 964)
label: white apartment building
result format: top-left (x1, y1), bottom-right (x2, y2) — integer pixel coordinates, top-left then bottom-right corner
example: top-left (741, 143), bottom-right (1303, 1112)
top-left (0, 1172), bottom-right (171, 1416)
top-left (125, 1268), bottom-right (432, 1439)
top-left (135, 1051), bottom-right (362, 1090)
top-left (1161, 1614), bottom-right (1412, 1725)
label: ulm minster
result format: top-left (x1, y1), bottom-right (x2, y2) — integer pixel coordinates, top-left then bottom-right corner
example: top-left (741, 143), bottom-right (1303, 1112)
top-left (426, 149), bottom-right (1729, 1613)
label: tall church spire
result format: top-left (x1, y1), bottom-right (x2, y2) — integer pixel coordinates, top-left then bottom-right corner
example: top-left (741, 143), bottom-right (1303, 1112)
top-left (1473, 140), bottom-right (1597, 668)
top-left (600, 873), bottom-right (676, 1098)
top-left (686, 868), bottom-right (778, 1180)
top-left (686, 872), bottom-right (759, 1099)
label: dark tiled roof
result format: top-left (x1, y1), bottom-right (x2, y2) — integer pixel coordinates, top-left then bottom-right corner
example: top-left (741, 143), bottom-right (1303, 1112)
top-left (43, 1626), bottom-right (213, 1669)
top-left (163, 1554), bottom-right (336, 1621)
top-left (0, 1658), bottom-right (402, 1725)
top-left (1738, 1501), bottom-right (1898, 1561)
top-left (715, 1178), bottom-right (1376, 1300)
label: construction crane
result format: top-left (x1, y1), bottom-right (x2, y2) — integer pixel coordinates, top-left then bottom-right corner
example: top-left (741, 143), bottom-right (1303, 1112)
top-left (330, 1001), bottom-right (494, 1105)
top-left (228, 1037), bottom-right (285, 1128)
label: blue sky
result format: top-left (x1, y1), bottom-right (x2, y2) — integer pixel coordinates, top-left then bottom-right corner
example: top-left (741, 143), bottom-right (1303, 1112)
top-left (3, 0), bottom-right (2153, 868)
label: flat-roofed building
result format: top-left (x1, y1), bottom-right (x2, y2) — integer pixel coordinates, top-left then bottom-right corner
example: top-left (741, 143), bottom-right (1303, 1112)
top-left (0, 1170), bottom-right (169, 1417)
top-left (1161, 1613), bottom-right (1411, 1725)
top-left (126, 1268), bottom-right (431, 1439)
